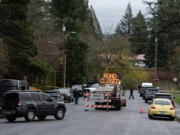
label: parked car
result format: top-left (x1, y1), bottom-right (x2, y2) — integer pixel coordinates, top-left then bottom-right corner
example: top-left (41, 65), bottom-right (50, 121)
top-left (153, 93), bottom-right (175, 107)
top-left (144, 88), bottom-right (159, 103)
top-left (1, 90), bottom-right (66, 122)
top-left (71, 85), bottom-right (83, 96)
top-left (44, 89), bottom-right (64, 102)
top-left (0, 79), bottom-right (29, 97)
top-left (58, 88), bottom-right (73, 103)
top-left (139, 82), bottom-right (153, 98)
top-left (0, 79), bottom-right (29, 115)
top-left (148, 98), bottom-right (175, 120)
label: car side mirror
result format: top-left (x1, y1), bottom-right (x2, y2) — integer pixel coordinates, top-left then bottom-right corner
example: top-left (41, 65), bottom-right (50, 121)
top-left (173, 96), bottom-right (175, 99)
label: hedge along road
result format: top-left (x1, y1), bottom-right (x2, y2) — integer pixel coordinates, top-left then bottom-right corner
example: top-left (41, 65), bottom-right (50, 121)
top-left (0, 91), bottom-right (180, 135)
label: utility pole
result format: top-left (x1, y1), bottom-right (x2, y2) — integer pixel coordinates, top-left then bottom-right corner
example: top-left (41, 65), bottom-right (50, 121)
top-left (155, 37), bottom-right (158, 78)
top-left (61, 19), bottom-right (75, 88)
top-left (62, 22), bottom-right (66, 88)
top-left (55, 18), bottom-right (74, 88)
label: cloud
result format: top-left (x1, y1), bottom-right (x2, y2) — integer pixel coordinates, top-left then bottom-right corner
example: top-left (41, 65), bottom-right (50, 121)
top-left (89, 0), bottom-right (155, 33)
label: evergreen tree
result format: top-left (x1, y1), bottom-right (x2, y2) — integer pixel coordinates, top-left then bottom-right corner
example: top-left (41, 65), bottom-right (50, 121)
top-left (115, 3), bottom-right (133, 37)
top-left (89, 6), bottom-right (102, 37)
top-left (51, 0), bottom-right (90, 32)
top-left (66, 35), bottom-right (89, 86)
top-left (130, 11), bottom-right (148, 54)
top-left (0, 39), bottom-right (9, 77)
top-left (145, 0), bottom-right (180, 69)
top-left (28, 0), bottom-right (55, 39)
top-left (0, 0), bottom-right (49, 79)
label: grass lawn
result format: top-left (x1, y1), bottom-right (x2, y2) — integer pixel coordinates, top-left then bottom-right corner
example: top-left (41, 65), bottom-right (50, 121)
top-left (157, 81), bottom-right (178, 90)
top-left (173, 94), bottom-right (180, 104)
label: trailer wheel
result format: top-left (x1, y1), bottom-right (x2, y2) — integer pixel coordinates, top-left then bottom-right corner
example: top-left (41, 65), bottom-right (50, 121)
top-left (116, 104), bottom-right (121, 110)
top-left (113, 101), bottom-right (121, 110)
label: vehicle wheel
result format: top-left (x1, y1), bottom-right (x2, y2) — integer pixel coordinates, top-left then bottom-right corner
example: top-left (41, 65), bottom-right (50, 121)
top-left (170, 117), bottom-right (175, 121)
top-left (25, 109), bottom-right (36, 121)
top-left (69, 99), bottom-right (71, 103)
top-left (114, 101), bottom-right (121, 110)
top-left (54, 108), bottom-right (65, 120)
top-left (116, 105), bottom-right (121, 110)
top-left (148, 114), bottom-right (153, 119)
top-left (145, 99), bottom-right (147, 103)
top-left (37, 115), bottom-right (47, 120)
top-left (123, 102), bottom-right (126, 107)
top-left (6, 115), bottom-right (16, 122)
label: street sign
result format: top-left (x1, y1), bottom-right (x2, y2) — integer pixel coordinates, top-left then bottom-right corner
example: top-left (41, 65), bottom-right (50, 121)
top-left (153, 78), bottom-right (159, 82)
top-left (99, 73), bottom-right (120, 84)
top-left (91, 93), bottom-right (104, 102)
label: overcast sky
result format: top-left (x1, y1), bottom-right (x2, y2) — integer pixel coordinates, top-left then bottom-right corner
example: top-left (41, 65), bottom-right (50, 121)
top-left (89, 0), bottom-right (155, 33)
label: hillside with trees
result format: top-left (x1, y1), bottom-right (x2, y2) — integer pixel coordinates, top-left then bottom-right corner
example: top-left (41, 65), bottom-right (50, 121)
top-left (115, 1), bottom-right (180, 86)
top-left (0, 0), bottom-right (104, 88)
top-left (0, 0), bottom-right (180, 88)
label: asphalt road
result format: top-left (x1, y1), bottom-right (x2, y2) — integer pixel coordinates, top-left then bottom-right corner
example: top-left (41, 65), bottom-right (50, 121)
top-left (0, 91), bottom-right (180, 135)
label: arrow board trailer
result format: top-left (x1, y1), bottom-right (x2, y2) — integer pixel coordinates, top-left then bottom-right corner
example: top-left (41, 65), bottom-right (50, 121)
top-left (93, 89), bottom-right (126, 111)
top-left (83, 86), bottom-right (126, 111)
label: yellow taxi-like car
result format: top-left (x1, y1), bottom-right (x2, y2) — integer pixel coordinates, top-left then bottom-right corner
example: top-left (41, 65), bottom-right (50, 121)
top-left (148, 98), bottom-right (175, 120)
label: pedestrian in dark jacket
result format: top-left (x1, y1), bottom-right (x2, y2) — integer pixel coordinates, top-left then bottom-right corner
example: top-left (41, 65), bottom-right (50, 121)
top-left (73, 89), bottom-right (80, 104)
top-left (129, 88), bottom-right (134, 99)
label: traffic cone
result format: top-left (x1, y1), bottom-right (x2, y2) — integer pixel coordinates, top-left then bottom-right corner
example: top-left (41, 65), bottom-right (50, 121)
top-left (140, 104), bottom-right (144, 113)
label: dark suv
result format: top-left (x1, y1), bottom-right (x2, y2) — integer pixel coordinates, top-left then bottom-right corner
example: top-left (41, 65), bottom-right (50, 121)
top-left (144, 88), bottom-right (159, 103)
top-left (140, 87), bottom-right (156, 99)
top-left (1, 90), bottom-right (66, 122)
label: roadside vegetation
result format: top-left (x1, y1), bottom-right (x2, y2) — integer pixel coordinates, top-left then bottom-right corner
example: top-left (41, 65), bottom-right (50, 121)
top-left (174, 95), bottom-right (180, 104)
top-left (163, 90), bottom-right (180, 104)
top-left (0, 0), bottom-right (180, 89)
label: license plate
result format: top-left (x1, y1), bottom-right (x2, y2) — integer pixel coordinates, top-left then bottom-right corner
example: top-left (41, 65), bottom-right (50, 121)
top-left (160, 111), bottom-right (165, 114)
top-left (92, 98), bottom-right (104, 102)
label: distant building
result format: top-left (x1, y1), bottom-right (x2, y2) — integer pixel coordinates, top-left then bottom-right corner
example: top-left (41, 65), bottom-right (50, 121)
top-left (132, 54), bottom-right (146, 68)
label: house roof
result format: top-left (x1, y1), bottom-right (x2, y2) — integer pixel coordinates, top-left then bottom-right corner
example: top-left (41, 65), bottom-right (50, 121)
top-left (135, 54), bottom-right (145, 61)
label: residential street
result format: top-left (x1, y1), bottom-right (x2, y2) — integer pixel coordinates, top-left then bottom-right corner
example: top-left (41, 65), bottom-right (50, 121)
top-left (0, 91), bottom-right (180, 135)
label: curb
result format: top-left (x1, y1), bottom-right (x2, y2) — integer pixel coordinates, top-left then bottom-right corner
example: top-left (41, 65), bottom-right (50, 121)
top-left (176, 115), bottom-right (180, 122)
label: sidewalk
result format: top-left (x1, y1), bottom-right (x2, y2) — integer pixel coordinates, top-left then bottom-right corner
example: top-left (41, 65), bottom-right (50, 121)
top-left (175, 103), bottom-right (180, 121)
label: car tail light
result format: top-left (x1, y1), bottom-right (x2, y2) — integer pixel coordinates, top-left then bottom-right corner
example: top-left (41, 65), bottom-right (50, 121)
top-left (57, 95), bottom-right (61, 99)
top-left (18, 100), bottom-right (22, 107)
top-left (151, 106), bottom-right (156, 109)
top-left (170, 107), bottom-right (174, 110)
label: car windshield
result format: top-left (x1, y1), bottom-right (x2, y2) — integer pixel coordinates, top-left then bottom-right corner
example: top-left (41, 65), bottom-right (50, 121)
top-left (154, 100), bottom-right (171, 105)
top-left (72, 85), bottom-right (82, 90)
top-left (155, 94), bottom-right (172, 99)
top-left (91, 84), bottom-right (99, 88)
top-left (59, 88), bottom-right (70, 94)
top-left (45, 92), bottom-right (58, 97)
top-left (147, 89), bottom-right (158, 94)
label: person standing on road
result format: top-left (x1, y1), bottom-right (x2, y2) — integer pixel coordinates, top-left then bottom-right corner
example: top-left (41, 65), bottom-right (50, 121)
top-left (73, 89), bottom-right (80, 104)
top-left (129, 88), bottom-right (134, 99)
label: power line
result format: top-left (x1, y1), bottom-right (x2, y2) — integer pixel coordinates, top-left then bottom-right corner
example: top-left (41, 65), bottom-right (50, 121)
top-left (0, 32), bottom-right (63, 55)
